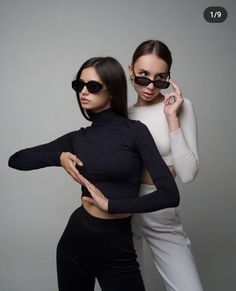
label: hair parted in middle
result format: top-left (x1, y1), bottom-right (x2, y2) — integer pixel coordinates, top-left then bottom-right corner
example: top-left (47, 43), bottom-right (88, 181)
top-left (131, 40), bottom-right (172, 71)
top-left (73, 57), bottom-right (128, 121)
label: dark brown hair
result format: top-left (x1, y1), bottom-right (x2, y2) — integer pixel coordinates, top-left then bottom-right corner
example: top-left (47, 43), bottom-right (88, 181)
top-left (132, 40), bottom-right (172, 71)
top-left (73, 57), bottom-right (127, 121)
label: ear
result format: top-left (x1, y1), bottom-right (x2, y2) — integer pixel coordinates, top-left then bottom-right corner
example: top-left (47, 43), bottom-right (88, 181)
top-left (128, 65), bottom-right (133, 79)
top-left (128, 65), bottom-right (134, 82)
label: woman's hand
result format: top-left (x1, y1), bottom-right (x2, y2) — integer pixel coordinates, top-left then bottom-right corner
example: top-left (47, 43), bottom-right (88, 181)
top-left (82, 178), bottom-right (109, 212)
top-left (164, 79), bottom-right (184, 117)
top-left (60, 152), bottom-right (85, 185)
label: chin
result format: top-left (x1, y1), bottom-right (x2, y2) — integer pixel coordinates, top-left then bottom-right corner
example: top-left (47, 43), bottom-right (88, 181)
top-left (81, 104), bottom-right (93, 110)
top-left (141, 96), bottom-right (156, 102)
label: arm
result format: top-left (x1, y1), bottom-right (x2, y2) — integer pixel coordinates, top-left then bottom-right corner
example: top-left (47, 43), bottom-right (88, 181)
top-left (168, 98), bottom-right (199, 183)
top-left (164, 80), bottom-right (199, 183)
top-left (108, 122), bottom-right (180, 213)
top-left (8, 131), bottom-right (78, 171)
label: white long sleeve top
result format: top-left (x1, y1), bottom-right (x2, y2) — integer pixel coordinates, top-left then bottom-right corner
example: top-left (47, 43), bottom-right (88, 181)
top-left (128, 98), bottom-right (199, 184)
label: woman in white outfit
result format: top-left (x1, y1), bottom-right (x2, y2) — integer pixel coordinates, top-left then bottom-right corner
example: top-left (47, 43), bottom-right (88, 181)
top-left (128, 39), bottom-right (203, 291)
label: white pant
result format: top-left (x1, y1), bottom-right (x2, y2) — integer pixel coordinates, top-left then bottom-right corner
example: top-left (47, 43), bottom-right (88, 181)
top-left (132, 184), bottom-right (203, 291)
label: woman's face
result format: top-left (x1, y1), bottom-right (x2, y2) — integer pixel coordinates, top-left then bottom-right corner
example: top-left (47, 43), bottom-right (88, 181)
top-left (129, 53), bottom-right (169, 103)
top-left (79, 67), bottom-right (111, 112)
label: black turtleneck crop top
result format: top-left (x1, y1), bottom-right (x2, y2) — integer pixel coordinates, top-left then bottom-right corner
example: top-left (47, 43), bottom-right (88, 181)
top-left (8, 108), bottom-right (179, 213)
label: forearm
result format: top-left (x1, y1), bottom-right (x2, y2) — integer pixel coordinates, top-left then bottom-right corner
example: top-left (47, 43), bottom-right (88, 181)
top-left (166, 114), bottom-right (180, 132)
top-left (108, 182), bottom-right (179, 214)
top-left (169, 127), bottom-right (199, 183)
top-left (8, 131), bottom-right (77, 171)
top-left (8, 148), bottom-right (62, 170)
top-left (167, 99), bottom-right (199, 183)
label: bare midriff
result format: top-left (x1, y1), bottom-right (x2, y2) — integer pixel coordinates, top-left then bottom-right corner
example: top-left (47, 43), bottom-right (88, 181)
top-left (82, 201), bottom-right (131, 219)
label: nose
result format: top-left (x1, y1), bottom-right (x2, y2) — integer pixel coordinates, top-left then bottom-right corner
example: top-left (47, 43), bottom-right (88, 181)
top-left (80, 85), bottom-right (89, 95)
top-left (146, 82), bottom-right (155, 90)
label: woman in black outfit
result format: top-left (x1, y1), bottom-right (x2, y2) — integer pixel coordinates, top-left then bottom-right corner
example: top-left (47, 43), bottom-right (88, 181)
top-left (8, 56), bottom-right (179, 291)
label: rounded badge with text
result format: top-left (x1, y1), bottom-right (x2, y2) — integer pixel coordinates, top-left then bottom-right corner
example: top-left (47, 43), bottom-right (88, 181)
top-left (204, 7), bottom-right (227, 23)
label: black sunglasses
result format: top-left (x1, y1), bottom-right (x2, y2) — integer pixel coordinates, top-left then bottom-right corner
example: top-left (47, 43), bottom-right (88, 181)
top-left (134, 74), bottom-right (170, 89)
top-left (72, 80), bottom-right (106, 94)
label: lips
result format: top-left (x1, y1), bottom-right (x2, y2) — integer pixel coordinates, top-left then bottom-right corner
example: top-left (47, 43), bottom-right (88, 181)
top-left (80, 98), bottom-right (91, 104)
top-left (142, 91), bottom-right (155, 99)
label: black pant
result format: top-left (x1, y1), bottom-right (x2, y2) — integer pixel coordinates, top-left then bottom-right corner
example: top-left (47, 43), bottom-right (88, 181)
top-left (56, 206), bottom-right (145, 291)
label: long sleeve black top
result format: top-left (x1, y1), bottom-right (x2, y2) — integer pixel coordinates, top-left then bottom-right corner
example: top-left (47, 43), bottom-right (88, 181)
top-left (8, 108), bottom-right (179, 213)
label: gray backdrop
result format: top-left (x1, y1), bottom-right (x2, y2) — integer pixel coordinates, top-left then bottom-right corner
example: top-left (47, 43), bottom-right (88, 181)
top-left (1, 0), bottom-right (235, 290)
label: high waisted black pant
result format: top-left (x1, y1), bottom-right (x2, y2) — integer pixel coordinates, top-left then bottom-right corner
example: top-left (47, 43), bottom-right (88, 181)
top-left (56, 206), bottom-right (145, 291)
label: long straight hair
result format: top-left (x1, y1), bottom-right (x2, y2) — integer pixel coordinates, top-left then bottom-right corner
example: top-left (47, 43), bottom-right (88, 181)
top-left (132, 40), bottom-right (172, 71)
top-left (73, 57), bottom-right (128, 121)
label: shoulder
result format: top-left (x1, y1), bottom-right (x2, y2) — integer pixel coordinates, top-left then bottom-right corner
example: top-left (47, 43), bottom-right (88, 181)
top-left (126, 118), bottom-right (146, 128)
top-left (128, 105), bottom-right (133, 113)
top-left (57, 129), bottom-right (81, 141)
top-left (182, 98), bottom-right (194, 110)
top-left (118, 117), bottom-right (148, 132)
top-left (128, 105), bottom-right (136, 114)
top-left (128, 119), bottom-right (151, 137)
top-left (180, 98), bottom-right (196, 116)
top-left (61, 128), bottom-right (89, 139)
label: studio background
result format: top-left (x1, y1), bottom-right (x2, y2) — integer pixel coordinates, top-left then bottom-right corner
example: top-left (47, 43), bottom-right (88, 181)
top-left (1, 0), bottom-right (235, 290)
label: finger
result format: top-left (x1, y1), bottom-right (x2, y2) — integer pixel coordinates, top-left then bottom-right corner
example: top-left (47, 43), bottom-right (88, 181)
top-left (81, 176), bottom-right (90, 185)
top-left (163, 92), bottom-right (172, 103)
top-left (84, 179), bottom-right (96, 192)
top-left (69, 171), bottom-right (84, 184)
top-left (76, 173), bottom-right (87, 185)
top-left (70, 154), bottom-right (83, 166)
top-left (164, 92), bottom-right (178, 104)
top-left (82, 196), bottom-right (95, 204)
top-left (68, 169), bottom-right (85, 185)
top-left (169, 79), bottom-right (182, 96)
top-left (166, 92), bottom-right (183, 104)
top-left (75, 157), bottom-right (83, 166)
top-left (82, 176), bottom-right (94, 187)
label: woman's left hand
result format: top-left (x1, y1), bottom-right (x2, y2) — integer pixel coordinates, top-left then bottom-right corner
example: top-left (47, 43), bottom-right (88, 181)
top-left (163, 79), bottom-right (184, 117)
top-left (82, 178), bottom-right (109, 211)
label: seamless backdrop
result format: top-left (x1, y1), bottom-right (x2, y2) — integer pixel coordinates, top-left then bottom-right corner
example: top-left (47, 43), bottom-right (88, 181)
top-left (1, 0), bottom-right (235, 290)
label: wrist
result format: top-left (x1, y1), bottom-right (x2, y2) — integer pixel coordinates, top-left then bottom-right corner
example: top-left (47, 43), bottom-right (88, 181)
top-left (166, 115), bottom-right (180, 132)
top-left (59, 152), bottom-right (64, 164)
top-left (166, 112), bottom-right (178, 119)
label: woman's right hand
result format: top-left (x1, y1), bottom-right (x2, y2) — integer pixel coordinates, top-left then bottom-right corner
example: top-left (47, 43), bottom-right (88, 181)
top-left (60, 152), bottom-right (84, 185)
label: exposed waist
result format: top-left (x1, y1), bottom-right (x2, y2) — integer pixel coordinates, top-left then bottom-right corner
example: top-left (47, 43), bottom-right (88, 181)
top-left (82, 201), bottom-right (131, 219)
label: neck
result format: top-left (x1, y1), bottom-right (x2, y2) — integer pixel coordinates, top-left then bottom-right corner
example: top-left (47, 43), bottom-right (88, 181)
top-left (90, 103), bottom-right (111, 113)
top-left (89, 107), bottom-right (117, 126)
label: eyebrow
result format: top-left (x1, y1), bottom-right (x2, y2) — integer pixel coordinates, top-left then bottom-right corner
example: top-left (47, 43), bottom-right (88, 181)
top-left (136, 69), bottom-right (169, 78)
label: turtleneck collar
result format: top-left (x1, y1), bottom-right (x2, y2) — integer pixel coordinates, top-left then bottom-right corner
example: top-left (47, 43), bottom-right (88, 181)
top-left (89, 107), bottom-right (117, 126)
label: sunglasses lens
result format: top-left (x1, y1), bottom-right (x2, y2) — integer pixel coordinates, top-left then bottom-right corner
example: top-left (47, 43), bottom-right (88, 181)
top-left (134, 76), bottom-right (170, 89)
top-left (87, 81), bottom-right (103, 93)
top-left (71, 80), bottom-right (85, 92)
top-left (154, 80), bottom-right (170, 89)
top-left (71, 80), bottom-right (103, 93)
top-left (134, 76), bottom-right (150, 86)
top-left (72, 80), bottom-right (80, 91)
top-left (78, 80), bottom-right (86, 92)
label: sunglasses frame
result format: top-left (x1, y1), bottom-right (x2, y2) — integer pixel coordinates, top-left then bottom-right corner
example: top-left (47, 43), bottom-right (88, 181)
top-left (72, 80), bottom-right (106, 94)
top-left (134, 73), bottom-right (170, 89)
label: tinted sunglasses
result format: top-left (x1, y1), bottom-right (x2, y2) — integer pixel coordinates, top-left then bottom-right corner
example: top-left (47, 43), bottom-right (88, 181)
top-left (134, 75), bottom-right (170, 89)
top-left (72, 80), bottom-right (106, 94)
